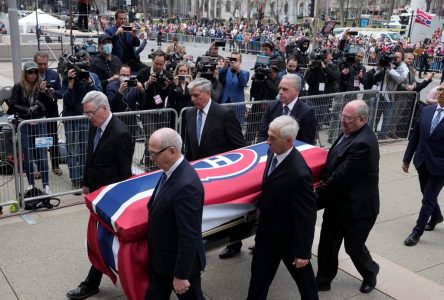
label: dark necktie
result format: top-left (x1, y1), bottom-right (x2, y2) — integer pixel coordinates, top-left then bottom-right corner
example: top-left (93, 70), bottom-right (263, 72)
top-left (268, 156), bottom-right (278, 176)
top-left (430, 108), bottom-right (443, 135)
top-left (196, 109), bottom-right (203, 145)
top-left (152, 172), bottom-right (167, 207)
top-left (93, 128), bottom-right (102, 152)
top-left (283, 105), bottom-right (290, 116)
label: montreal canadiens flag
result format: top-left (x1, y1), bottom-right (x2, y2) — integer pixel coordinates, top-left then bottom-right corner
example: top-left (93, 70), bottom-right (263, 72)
top-left (415, 8), bottom-right (432, 28)
top-left (85, 141), bottom-right (327, 299)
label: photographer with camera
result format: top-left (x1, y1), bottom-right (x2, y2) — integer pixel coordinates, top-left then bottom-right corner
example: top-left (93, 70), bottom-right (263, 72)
top-left (291, 37), bottom-right (310, 70)
top-left (106, 64), bottom-right (145, 150)
top-left (62, 53), bottom-right (102, 191)
top-left (338, 47), bottom-right (366, 93)
top-left (304, 48), bottom-right (340, 127)
top-left (261, 40), bottom-right (286, 72)
top-left (218, 51), bottom-right (250, 124)
top-left (367, 51), bottom-right (406, 139)
top-left (90, 34), bottom-right (122, 92)
top-left (166, 62), bottom-right (194, 114)
top-left (136, 51), bottom-right (172, 110)
top-left (34, 51), bottom-right (63, 177)
top-left (166, 36), bottom-right (186, 58)
top-left (194, 54), bottom-right (222, 103)
top-left (9, 61), bottom-right (52, 194)
top-left (105, 10), bottom-right (146, 73)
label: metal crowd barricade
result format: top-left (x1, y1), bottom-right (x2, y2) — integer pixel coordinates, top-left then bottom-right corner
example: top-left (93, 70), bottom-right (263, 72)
top-left (114, 108), bottom-right (178, 174)
top-left (0, 121), bottom-right (19, 210)
top-left (15, 109), bottom-right (178, 206)
top-left (371, 91), bottom-right (418, 140)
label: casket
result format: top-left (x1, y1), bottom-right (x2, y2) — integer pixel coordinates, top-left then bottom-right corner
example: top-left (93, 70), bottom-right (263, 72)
top-left (84, 141), bottom-right (327, 299)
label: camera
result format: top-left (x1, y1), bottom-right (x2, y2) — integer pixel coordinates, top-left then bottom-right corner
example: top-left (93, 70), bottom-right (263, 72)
top-left (123, 26), bottom-right (133, 31)
top-left (196, 55), bottom-right (218, 79)
top-left (78, 71), bottom-right (90, 80)
top-left (214, 40), bottom-right (226, 47)
top-left (155, 74), bottom-right (167, 84)
top-left (125, 76), bottom-right (138, 87)
top-left (378, 52), bottom-right (395, 68)
top-left (178, 75), bottom-right (186, 81)
top-left (57, 54), bottom-right (90, 81)
top-left (309, 48), bottom-right (328, 67)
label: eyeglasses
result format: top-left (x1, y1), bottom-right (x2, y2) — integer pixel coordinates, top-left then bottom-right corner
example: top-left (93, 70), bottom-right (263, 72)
top-left (83, 105), bottom-right (104, 117)
top-left (339, 114), bottom-right (363, 122)
top-left (148, 146), bottom-right (172, 157)
top-left (26, 69), bottom-right (39, 75)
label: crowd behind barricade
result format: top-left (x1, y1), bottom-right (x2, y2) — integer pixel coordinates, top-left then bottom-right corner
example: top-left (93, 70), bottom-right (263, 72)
top-left (0, 10), bottom-right (442, 212)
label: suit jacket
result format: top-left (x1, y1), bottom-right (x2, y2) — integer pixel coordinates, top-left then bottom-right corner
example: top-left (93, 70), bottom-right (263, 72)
top-left (256, 148), bottom-right (317, 259)
top-left (317, 124), bottom-right (380, 219)
top-left (185, 101), bottom-right (246, 161)
top-left (105, 25), bottom-right (140, 63)
top-left (83, 115), bottom-right (133, 192)
top-left (257, 99), bottom-right (317, 145)
top-left (147, 159), bottom-right (206, 279)
top-left (403, 104), bottom-right (444, 176)
top-left (218, 68), bottom-right (249, 104)
top-left (136, 67), bottom-right (172, 110)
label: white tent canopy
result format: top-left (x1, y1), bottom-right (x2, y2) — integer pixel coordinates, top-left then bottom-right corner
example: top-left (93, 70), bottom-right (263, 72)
top-left (18, 9), bottom-right (65, 33)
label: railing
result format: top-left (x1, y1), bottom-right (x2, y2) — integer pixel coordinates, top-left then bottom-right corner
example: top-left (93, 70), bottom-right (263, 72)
top-left (0, 90), bottom-right (420, 212)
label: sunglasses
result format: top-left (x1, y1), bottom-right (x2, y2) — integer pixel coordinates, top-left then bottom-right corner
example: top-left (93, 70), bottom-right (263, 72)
top-left (26, 69), bottom-right (39, 75)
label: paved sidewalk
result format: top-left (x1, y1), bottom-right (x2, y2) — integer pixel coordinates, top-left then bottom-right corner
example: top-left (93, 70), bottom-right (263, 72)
top-left (1, 141), bottom-right (444, 299)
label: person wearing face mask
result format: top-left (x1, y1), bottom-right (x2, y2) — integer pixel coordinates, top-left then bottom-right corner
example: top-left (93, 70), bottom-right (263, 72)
top-left (106, 64), bottom-right (146, 150)
top-left (90, 34), bottom-right (122, 91)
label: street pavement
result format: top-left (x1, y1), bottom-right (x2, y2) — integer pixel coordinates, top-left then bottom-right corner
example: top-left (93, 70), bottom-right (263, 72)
top-left (0, 40), bottom-right (444, 300)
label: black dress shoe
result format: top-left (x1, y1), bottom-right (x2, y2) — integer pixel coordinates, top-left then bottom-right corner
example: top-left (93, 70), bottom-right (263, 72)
top-left (425, 216), bottom-right (444, 231)
top-left (404, 233), bottom-right (420, 246)
top-left (248, 245), bottom-right (255, 251)
top-left (66, 282), bottom-right (99, 300)
top-left (219, 247), bottom-right (241, 259)
top-left (360, 262), bottom-right (379, 293)
top-left (315, 279), bottom-right (331, 291)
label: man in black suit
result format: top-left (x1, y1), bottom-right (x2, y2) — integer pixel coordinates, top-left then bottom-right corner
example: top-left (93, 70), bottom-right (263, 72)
top-left (247, 116), bottom-right (318, 300)
top-left (185, 78), bottom-right (245, 161)
top-left (146, 128), bottom-right (205, 299)
top-left (67, 91), bottom-right (133, 299)
top-left (257, 74), bottom-right (317, 145)
top-left (402, 83), bottom-right (444, 246)
top-left (316, 100), bottom-right (380, 294)
top-left (184, 78), bottom-right (246, 259)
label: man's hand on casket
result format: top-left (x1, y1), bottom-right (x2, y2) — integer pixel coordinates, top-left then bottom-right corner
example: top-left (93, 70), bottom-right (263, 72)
top-left (173, 277), bottom-right (190, 294)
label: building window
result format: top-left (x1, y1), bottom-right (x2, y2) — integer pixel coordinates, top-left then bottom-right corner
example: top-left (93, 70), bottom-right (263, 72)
top-left (226, 1), bottom-right (231, 12)
top-left (187, 0), bottom-right (192, 12)
top-left (284, 2), bottom-right (288, 14)
top-left (234, 1), bottom-right (240, 12)
top-left (216, 1), bottom-right (222, 17)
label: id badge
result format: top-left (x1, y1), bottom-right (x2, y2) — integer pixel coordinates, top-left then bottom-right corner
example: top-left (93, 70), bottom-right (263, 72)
top-left (153, 95), bottom-right (163, 105)
top-left (319, 83), bottom-right (325, 92)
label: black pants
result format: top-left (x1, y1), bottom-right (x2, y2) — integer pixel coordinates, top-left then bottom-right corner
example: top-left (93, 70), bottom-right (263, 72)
top-left (247, 236), bottom-right (318, 300)
top-left (413, 164), bottom-right (444, 235)
top-left (317, 212), bottom-right (378, 286)
top-left (84, 265), bottom-right (103, 288)
top-left (145, 268), bottom-right (204, 300)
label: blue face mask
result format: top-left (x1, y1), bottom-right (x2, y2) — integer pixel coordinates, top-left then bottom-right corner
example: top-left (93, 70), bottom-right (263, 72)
top-left (103, 44), bottom-right (113, 55)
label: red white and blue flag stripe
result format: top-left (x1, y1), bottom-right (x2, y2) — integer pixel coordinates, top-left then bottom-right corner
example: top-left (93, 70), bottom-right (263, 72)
top-left (415, 8), bottom-right (432, 28)
top-left (85, 141), bottom-right (327, 299)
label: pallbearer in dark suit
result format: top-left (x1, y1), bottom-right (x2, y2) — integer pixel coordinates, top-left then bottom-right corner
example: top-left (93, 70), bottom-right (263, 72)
top-left (247, 116), bottom-right (318, 300)
top-left (146, 128), bottom-right (205, 300)
top-left (185, 78), bottom-right (247, 259)
top-left (67, 91), bottom-right (133, 300)
top-left (257, 74), bottom-right (317, 145)
top-left (403, 82), bottom-right (444, 246)
top-left (315, 100), bottom-right (380, 294)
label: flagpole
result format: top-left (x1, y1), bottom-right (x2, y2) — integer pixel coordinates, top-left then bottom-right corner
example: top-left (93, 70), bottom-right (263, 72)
top-left (407, 9), bottom-right (414, 42)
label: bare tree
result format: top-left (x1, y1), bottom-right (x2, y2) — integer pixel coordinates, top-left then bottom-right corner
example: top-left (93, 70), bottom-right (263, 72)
top-left (263, 0), bottom-right (285, 24)
top-left (338, 0), bottom-right (345, 26)
top-left (210, 0), bottom-right (215, 19)
top-left (167, 0), bottom-right (174, 17)
top-left (386, 0), bottom-right (395, 22)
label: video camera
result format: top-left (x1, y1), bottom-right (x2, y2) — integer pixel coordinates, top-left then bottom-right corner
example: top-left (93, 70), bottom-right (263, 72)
top-left (57, 54), bottom-right (90, 81)
top-left (196, 56), bottom-right (218, 80)
top-left (308, 48), bottom-right (329, 68)
top-left (252, 55), bottom-right (272, 81)
top-left (378, 51), bottom-right (395, 68)
top-left (339, 45), bottom-right (361, 69)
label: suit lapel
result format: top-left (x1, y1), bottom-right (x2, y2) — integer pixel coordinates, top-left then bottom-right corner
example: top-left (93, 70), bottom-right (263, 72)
top-left (263, 149), bottom-right (294, 184)
top-left (428, 105), bottom-right (444, 137)
top-left (91, 117), bottom-right (114, 160)
top-left (187, 108), bottom-right (199, 146)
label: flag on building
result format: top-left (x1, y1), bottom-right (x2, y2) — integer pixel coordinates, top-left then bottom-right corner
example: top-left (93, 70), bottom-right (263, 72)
top-left (415, 8), bottom-right (432, 28)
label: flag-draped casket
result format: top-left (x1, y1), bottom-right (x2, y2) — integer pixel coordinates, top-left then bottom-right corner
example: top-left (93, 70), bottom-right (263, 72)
top-left (84, 141), bottom-right (327, 299)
